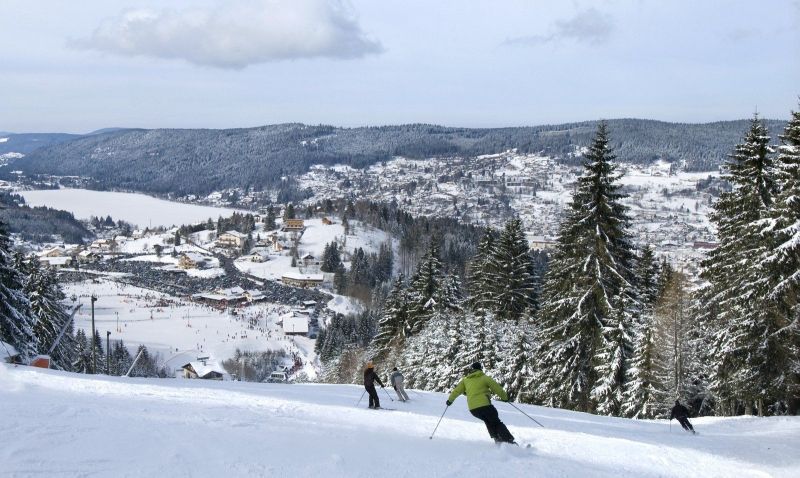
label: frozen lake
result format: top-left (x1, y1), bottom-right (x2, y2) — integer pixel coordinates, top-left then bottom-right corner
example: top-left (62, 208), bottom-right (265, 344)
top-left (19, 188), bottom-right (244, 228)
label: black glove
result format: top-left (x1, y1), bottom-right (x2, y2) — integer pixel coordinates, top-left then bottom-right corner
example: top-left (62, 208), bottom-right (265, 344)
top-left (446, 400), bottom-right (452, 406)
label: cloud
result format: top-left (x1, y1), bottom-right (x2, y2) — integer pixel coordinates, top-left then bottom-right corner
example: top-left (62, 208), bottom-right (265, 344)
top-left (70, 0), bottom-right (383, 69)
top-left (503, 8), bottom-right (614, 47)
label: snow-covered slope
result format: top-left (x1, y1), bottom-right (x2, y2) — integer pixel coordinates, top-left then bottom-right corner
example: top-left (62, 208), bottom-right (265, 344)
top-left (2, 365), bottom-right (798, 478)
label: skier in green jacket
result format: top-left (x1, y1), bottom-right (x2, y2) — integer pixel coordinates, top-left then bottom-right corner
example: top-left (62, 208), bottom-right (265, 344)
top-left (446, 362), bottom-right (516, 444)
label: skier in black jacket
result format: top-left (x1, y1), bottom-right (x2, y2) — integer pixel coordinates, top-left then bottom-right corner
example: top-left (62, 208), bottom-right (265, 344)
top-left (670, 400), bottom-right (695, 434)
top-left (364, 361), bottom-right (385, 409)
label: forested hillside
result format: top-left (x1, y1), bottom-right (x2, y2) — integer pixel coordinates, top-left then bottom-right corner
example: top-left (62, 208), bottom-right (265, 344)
top-left (0, 192), bottom-right (93, 243)
top-left (7, 119), bottom-right (786, 195)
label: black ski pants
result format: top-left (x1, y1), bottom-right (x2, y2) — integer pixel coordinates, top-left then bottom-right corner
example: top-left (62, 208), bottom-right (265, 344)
top-left (470, 404), bottom-right (515, 443)
top-left (366, 385), bottom-right (380, 408)
top-left (677, 416), bottom-right (694, 432)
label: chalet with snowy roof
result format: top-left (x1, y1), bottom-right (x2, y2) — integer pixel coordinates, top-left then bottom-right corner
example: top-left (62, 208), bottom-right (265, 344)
top-left (281, 272), bottom-right (324, 289)
top-left (179, 252), bottom-right (208, 269)
top-left (245, 290), bottom-right (267, 302)
top-left (282, 219), bottom-right (305, 232)
top-left (280, 313), bottom-right (309, 336)
top-left (39, 246), bottom-right (72, 258)
top-left (89, 238), bottom-right (117, 253)
top-left (39, 256), bottom-right (73, 268)
top-left (217, 230), bottom-right (248, 249)
top-left (247, 250), bottom-right (271, 263)
top-left (78, 250), bottom-right (99, 263)
top-left (181, 361), bottom-right (224, 380)
top-left (301, 253), bottom-right (318, 267)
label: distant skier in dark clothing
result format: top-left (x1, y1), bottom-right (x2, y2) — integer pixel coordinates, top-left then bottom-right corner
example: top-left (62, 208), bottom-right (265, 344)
top-left (364, 361), bottom-right (385, 409)
top-left (670, 400), bottom-right (695, 434)
top-left (447, 362), bottom-right (515, 444)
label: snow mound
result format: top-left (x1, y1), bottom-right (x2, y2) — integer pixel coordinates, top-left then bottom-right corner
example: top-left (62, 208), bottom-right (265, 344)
top-left (1, 365), bottom-right (798, 477)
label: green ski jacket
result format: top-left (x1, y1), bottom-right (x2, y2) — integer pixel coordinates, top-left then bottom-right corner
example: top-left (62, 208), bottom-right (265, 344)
top-left (448, 370), bottom-right (508, 410)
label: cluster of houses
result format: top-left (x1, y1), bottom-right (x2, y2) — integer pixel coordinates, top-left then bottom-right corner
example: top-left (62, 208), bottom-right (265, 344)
top-left (36, 244), bottom-right (102, 268)
top-left (278, 301), bottom-right (319, 337)
top-left (191, 286), bottom-right (267, 306)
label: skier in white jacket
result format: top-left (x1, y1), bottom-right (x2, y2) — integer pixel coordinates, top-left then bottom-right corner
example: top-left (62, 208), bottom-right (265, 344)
top-left (390, 367), bottom-right (410, 402)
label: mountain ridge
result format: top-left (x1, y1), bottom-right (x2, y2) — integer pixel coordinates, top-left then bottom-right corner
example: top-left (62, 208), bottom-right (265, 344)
top-left (5, 118), bottom-right (787, 196)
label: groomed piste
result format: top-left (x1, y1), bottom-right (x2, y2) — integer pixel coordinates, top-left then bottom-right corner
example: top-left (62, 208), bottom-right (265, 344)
top-left (1, 365), bottom-right (798, 478)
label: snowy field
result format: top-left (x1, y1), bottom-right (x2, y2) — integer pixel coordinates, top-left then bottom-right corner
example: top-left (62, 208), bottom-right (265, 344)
top-left (19, 189), bottom-right (244, 228)
top-left (236, 217), bottom-right (394, 281)
top-left (63, 279), bottom-right (318, 378)
top-left (2, 365), bottom-right (798, 478)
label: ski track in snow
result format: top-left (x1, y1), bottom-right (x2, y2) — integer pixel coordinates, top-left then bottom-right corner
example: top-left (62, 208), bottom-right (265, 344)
top-left (1, 365), bottom-right (798, 478)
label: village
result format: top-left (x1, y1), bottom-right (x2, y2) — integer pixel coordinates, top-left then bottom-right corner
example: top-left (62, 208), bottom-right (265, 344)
top-left (4, 149), bottom-right (726, 380)
top-left (19, 209), bottom-right (393, 382)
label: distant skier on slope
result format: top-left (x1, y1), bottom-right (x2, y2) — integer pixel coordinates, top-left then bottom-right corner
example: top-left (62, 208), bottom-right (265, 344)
top-left (446, 362), bottom-right (515, 444)
top-left (670, 400), bottom-right (696, 434)
top-left (364, 361), bottom-right (386, 409)
top-left (390, 367), bottom-right (410, 402)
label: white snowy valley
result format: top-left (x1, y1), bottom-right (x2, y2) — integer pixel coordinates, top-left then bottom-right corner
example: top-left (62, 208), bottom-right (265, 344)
top-left (1, 364), bottom-right (798, 478)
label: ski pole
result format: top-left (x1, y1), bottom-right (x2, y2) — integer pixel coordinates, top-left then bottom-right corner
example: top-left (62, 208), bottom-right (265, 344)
top-left (669, 419), bottom-right (672, 433)
top-left (429, 405), bottom-right (449, 439)
top-left (506, 401), bottom-right (545, 428)
top-left (356, 389), bottom-right (367, 407)
top-left (382, 386), bottom-right (394, 402)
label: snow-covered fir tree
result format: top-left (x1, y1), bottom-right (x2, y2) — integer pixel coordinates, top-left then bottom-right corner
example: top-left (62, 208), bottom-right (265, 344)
top-left (0, 221), bottom-right (36, 361)
top-left (404, 241), bottom-right (448, 334)
top-left (320, 242), bottom-right (342, 272)
top-left (496, 324), bottom-right (535, 402)
top-left (371, 275), bottom-right (408, 355)
top-left (466, 229), bottom-right (496, 313)
top-left (700, 116), bottom-right (784, 416)
top-left (533, 123), bottom-right (636, 413)
top-left (73, 329), bottom-right (92, 373)
top-left (621, 245), bottom-right (661, 418)
top-left (25, 257), bottom-right (76, 370)
top-left (622, 313), bottom-right (660, 418)
top-left (760, 105), bottom-right (800, 413)
top-left (485, 218), bottom-right (538, 321)
top-left (592, 288), bottom-right (635, 416)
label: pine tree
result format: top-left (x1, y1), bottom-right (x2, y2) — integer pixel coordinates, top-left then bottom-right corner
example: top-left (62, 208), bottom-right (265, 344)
top-left (26, 258), bottom-right (75, 369)
top-left (485, 218), bottom-right (538, 321)
top-left (109, 340), bottom-right (133, 376)
top-left (405, 242), bottom-right (446, 335)
top-left (497, 326), bottom-right (535, 402)
top-left (0, 221), bottom-right (36, 361)
top-left (622, 314), bottom-right (660, 418)
top-left (620, 246), bottom-right (662, 418)
top-left (265, 205), bottom-right (277, 230)
top-left (320, 242), bottom-right (342, 273)
top-left (467, 229), bottom-right (496, 312)
top-left (284, 203), bottom-right (296, 221)
top-left (455, 312), bottom-right (499, 374)
top-left (73, 329), bottom-right (92, 373)
top-left (533, 123), bottom-right (635, 413)
top-left (701, 116), bottom-right (781, 415)
top-left (761, 105), bottom-right (800, 413)
top-left (592, 289), bottom-right (634, 416)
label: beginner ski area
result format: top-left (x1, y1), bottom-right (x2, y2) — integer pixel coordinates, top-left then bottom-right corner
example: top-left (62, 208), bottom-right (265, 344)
top-left (1, 364), bottom-right (797, 478)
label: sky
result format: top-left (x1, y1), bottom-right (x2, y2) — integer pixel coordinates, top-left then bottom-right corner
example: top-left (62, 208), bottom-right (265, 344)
top-left (1, 0), bottom-right (798, 133)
